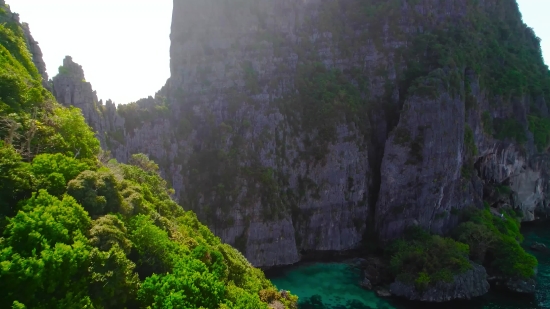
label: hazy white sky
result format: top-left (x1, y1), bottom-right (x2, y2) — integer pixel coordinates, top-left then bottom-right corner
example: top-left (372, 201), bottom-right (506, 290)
top-left (7, 0), bottom-right (550, 105)
top-left (9, 0), bottom-right (173, 105)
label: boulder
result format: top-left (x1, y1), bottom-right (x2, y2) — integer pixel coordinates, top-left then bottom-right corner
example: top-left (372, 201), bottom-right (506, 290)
top-left (360, 277), bottom-right (373, 290)
top-left (530, 242), bottom-right (548, 252)
top-left (490, 276), bottom-right (537, 294)
top-left (375, 288), bottom-right (392, 298)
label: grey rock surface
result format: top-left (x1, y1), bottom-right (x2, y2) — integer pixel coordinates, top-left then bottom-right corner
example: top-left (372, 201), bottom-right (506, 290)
top-left (50, 0), bottom-right (550, 268)
top-left (490, 276), bottom-right (537, 294)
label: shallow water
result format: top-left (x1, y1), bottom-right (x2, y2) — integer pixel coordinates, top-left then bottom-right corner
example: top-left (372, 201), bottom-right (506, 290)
top-left (269, 222), bottom-right (550, 309)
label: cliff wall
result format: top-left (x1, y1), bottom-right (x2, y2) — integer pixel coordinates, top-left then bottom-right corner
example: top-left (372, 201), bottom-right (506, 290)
top-left (51, 0), bottom-right (550, 266)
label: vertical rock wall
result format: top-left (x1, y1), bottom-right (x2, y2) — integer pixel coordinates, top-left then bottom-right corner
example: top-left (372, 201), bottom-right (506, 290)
top-left (50, 0), bottom-right (550, 266)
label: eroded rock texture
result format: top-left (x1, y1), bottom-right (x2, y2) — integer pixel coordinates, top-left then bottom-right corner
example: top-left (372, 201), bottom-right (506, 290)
top-left (51, 0), bottom-right (550, 267)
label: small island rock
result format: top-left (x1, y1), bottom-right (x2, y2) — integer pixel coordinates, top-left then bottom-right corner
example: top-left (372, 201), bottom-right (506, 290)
top-left (531, 242), bottom-right (548, 252)
top-left (389, 263), bottom-right (489, 302)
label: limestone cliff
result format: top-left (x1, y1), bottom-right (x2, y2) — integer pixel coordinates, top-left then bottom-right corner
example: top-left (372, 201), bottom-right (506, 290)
top-left (52, 56), bottom-right (125, 149)
top-left (52, 0), bottom-right (550, 267)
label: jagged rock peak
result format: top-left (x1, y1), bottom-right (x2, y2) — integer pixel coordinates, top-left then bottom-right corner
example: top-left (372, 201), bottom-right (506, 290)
top-left (58, 56), bottom-right (86, 80)
top-left (51, 57), bottom-right (126, 150)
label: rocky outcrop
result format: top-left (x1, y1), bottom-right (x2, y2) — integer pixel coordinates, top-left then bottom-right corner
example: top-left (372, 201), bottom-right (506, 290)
top-left (489, 276), bottom-right (537, 294)
top-left (375, 72), bottom-right (478, 240)
top-left (389, 263), bottom-right (490, 302)
top-left (51, 0), bottom-right (550, 268)
top-left (531, 242), bottom-right (548, 252)
top-left (476, 145), bottom-right (550, 221)
top-left (52, 56), bottom-right (125, 148)
top-left (21, 22), bottom-right (49, 89)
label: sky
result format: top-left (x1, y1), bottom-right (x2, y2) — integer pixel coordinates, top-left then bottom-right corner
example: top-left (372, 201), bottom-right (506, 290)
top-left (9, 0), bottom-right (173, 105)
top-left (6, 0), bottom-right (550, 105)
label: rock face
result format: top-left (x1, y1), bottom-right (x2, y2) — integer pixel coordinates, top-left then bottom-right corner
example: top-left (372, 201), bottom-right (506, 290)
top-left (490, 276), bottom-right (537, 294)
top-left (21, 22), bottom-right (49, 89)
top-left (389, 263), bottom-right (490, 302)
top-left (52, 56), bottom-right (125, 149)
top-left (376, 81), bottom-right (475, 240)
top-left (50, 0), bottom-right (550, 267)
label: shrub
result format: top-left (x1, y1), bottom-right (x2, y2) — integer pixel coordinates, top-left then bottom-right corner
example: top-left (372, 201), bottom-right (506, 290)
top-left (454, 207), bottom-right (537, 278)
top-left (388, 227), bottom-right (472, 287)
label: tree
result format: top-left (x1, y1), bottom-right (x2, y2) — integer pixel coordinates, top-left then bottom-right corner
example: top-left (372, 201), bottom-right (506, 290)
top-left (88, 245), bottom-right (140, 308)
top-left (67, 170), bottom-right (122, 217)
top-left (138, 257), bottom-right (226, 309)
top-left (0, 141), bottom-right (32, 219)
top-left (45, 107), bottom-right (100, 160)
top-left (129, 153), bottom-right (160, 174)
top-left (0, 191), bottom-right (91, 308)
top-left (31, 153), bottom-right (91, 183)
top-left (89, 214), bottom-right (132, 254)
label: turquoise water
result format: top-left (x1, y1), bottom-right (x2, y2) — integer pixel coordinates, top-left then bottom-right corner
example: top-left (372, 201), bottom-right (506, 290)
top-left (269, 222), bottom-right (550, 309)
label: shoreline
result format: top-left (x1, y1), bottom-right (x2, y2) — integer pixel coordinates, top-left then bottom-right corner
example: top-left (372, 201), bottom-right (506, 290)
top-left (264, 220), bottom-right (549, 308)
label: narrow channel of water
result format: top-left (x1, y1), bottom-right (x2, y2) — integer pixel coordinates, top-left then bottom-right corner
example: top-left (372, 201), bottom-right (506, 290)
top-left (268, 221), bottom-right (549, 309)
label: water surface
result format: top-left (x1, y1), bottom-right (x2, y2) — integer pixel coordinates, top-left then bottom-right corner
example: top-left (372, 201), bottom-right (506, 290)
top-left (269, 222), bottom-right (550, 309)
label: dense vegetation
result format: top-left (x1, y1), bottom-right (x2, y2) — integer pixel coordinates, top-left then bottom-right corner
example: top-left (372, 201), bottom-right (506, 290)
top-left (385, 0), bottom-right (543, 290)
top-left (387, 227), bottom-right (472, 290)
top-left (389, 206), bottom-right (537, 290)
top-left (0, 5), bottom-right (296, 309)
top-left (454, 206), bottom-right (537, 279)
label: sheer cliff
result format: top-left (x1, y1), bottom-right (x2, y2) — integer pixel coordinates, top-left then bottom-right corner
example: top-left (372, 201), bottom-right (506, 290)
top-left (52, 0), bottom-right (550, 267)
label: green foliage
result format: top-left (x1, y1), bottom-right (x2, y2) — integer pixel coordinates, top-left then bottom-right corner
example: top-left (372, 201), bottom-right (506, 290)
top-left (454, 207), bottom-right (537, 278)
top-left (0, 153), bottom-right (295, 309)
top-left (0, 142), bottom-right (31, 219)
top-left (283, 63), bottom-right (367, 161)
top-left (494, 118), bottom-right (527, 144)
top-left (528, 115), bottom-right (550, 152)
top-left (129, 153), bottom-right (159, 174)
top-left (482, 112), bottom-right (493, 135)
top-left (295, 63), bottom-right (363, 133)
top-left (89, 214), bottom-right (132, 254)
top-left (0, 12), bottom-right (295, 308)
top-left (138, 254), bottom-right (226, 309)
top-left (46, 106), bottom-right (100, 160)
top-left (58, 65), bottom-right (69, 75)
top-left (116, 96), bottom-right (170, 132)
top-left (464, 124), bottom-right (478, 155)
top-left (388, 227), bottom-right (472, 289)
top-left (88, 245), bottom-right (140, 308)
top-left (67, 170), bottom-right (122, 217)
top-left (495, 185), bottom-right (512, 195)
top-left (0, 191), bottom-right (92, 308)
top-left (128, 214), bottom-right (183, 275)
top-left (454, 221), bottom-right (497, 264)
top-left (31, 153), bottom-right (91, 196)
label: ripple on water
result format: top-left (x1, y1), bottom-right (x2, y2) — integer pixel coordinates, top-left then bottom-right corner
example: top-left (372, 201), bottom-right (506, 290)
top-left (268, 222), bottom-right (550, 309)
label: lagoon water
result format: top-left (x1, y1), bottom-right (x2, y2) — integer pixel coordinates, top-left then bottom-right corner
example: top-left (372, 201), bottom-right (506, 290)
top-left (269, 222), bottom-right (550, 309)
